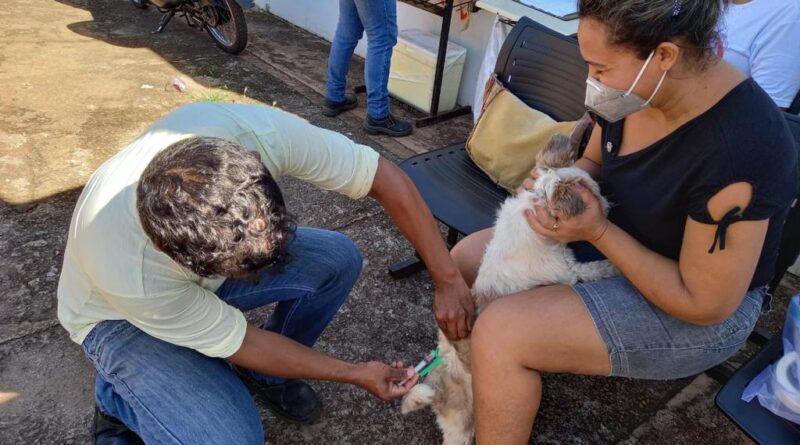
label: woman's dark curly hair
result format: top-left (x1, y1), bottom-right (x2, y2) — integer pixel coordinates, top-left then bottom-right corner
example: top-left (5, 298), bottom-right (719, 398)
top-left (137, 137), bottom-right (295, 278)
top-left (579, 0), bottom-right (730, 68)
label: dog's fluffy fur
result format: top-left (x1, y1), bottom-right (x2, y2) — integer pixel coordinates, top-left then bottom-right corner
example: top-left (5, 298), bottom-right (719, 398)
top-left (401, 135), bottom-right (618, 445)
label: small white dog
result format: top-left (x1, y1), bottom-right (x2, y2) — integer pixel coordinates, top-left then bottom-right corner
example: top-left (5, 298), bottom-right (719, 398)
top-left (401, 135), bottom-right (618, 445)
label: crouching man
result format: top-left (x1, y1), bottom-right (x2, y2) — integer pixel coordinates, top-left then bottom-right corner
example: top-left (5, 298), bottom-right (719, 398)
top-left (57, 102), bottom-right (474, 444)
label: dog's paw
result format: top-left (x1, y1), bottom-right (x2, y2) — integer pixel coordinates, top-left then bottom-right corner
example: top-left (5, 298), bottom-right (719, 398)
top-left (400, 383), bottom-right (436, 414)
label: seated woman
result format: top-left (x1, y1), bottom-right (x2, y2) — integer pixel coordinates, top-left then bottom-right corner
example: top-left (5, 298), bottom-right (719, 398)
top-left (453, 0), bottom-right (799, 442)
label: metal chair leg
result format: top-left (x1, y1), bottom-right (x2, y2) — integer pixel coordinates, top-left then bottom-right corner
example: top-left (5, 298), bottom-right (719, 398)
top-left (707, 361), bottom-right (737, 383)
top-left (387, 227), bottom-right (463, 279)
top-left (388, 253), bottom-right (426, 280)
top-left (749, 326), bottom-right (772, 346)
top-left (446, 227), bottom-right (460, 247)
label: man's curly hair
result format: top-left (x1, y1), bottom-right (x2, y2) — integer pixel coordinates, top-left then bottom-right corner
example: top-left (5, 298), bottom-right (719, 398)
top-left (136, 137), bottom-right (295, 278)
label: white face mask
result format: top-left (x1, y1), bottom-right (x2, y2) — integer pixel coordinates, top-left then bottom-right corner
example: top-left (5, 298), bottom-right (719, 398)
top-left (584, 51), bottom-right (668, 123)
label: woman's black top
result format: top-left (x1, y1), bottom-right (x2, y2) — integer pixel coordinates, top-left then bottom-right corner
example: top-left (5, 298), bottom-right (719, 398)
top-left (593, 78), bottom-right (798, 289)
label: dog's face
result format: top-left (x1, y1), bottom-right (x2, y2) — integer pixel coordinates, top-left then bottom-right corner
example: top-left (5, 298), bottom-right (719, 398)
top-left (516, 167), bottom-right (607, 220)
top-left (534, 167), bottom-right (590, 219)
top-left (516, 133), bottom-right (608, 219)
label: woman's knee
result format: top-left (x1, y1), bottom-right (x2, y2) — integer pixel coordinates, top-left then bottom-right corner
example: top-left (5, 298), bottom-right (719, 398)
top-left (450, 229), bottom-right (492, 287)
top-left (449, 242), bottom-right (473, 285)
top-left (472, 297), bottom-right (537, 368)
top-left (472, 300), bottom-right (513, 357)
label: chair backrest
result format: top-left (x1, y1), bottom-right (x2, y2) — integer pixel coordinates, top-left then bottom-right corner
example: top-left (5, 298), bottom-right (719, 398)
top-left (771, 112), bottom-right (800, 293)
top-left (493, 16), bottom-right (588, 122)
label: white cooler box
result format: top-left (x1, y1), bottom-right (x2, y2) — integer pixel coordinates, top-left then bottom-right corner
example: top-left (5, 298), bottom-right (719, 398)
top-left (388, 29), bottom-right (467, 113)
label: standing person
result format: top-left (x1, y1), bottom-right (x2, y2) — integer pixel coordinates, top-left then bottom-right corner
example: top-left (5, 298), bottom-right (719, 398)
top-left (450, 0), bottom-right (799, 442)
top-left (58, 102), bottom-right (474, 444)
top-left (720, 0), bottom-right (800, 110)
top-left (324, 0), bottom-right (413, 137)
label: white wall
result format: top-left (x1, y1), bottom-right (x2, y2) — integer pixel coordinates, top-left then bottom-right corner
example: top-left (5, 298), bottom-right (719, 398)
top-left (256, 0), bottom-right (497, 107)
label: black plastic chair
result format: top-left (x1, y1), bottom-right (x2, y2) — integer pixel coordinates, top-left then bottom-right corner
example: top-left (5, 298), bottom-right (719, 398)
top-left (714, 112), bottom-right (800, 444)
top-left (390, 17), bottom-right (588, 277)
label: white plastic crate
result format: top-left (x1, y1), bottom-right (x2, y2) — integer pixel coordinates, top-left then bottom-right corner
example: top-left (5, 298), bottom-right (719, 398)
top-left (388, 29), bottom-right (467, 113)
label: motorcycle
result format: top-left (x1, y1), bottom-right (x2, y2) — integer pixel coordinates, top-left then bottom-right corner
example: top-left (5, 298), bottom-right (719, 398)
top-left (129, 0), bottom-right (250, 54)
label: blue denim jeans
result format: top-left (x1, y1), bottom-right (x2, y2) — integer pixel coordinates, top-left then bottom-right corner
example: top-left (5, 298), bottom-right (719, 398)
top-left (573, 275), bottom-right (769, 379)
top-left (325, 0), bottom-right (398, 119)
top-left (81, 228), bottom-right (362, 444)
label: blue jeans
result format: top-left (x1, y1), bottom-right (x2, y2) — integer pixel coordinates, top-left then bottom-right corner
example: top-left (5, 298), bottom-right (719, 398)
top-left (325, 0), bottom-right (398, 119)
top-left (574, 276), bottom-right (769, 379)
top-left (81, 228), bottom-right (362, 444)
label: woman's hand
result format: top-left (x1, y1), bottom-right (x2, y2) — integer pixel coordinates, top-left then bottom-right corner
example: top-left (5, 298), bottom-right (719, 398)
top-left (516, 167), bottom-right (540, 195)
top-left (524, 180), bottom-right (609, 244)
top-left (353, 361), bottom-right (419, 401)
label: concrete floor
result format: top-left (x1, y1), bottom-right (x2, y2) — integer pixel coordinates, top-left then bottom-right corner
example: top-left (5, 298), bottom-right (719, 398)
top-left (1, 1), bottom-right (796, 443)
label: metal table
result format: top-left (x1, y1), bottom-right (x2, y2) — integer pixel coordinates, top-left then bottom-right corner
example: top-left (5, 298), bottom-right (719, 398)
top-left (475, 0), bottom-right (579, 33)
top-left (355, 0), bottom-right (476, 128)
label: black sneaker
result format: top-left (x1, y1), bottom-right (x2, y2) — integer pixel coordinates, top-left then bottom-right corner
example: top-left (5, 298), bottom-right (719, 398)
top-left (235, 367), bottom-right (323, 425)
top-left (322, 94), bottom-right (358, 117)
top-left (92, 406), bottom-right (143, 445)
top-left (363, 113), bottom-right (413, 137)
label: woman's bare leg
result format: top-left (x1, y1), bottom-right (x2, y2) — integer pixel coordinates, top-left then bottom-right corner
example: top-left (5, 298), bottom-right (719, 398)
top-left (450, 228), bottom-right (493, 287)
top-left (472, 285), bottom-right (611, 444)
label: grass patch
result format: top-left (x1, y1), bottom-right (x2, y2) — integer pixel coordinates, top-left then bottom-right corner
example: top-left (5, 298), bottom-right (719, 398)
top-left (190, 66), bottom-right (223, 78)
top-left (193, 89), bottom-right (231, 102)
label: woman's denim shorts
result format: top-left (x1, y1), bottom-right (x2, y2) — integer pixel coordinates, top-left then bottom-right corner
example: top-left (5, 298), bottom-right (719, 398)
top-left (573, 275), bottom-right (769, 380)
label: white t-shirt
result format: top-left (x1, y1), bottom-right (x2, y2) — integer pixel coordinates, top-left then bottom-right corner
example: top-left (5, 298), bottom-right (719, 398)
top-left (57, 102), bottom-right (380, 358)
top-left (720, 0), bottom-right (800, 108)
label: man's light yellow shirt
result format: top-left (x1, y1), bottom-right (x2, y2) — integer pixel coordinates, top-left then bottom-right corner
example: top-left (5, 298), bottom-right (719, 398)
top-left (57, 102), bottom-right (379, 358)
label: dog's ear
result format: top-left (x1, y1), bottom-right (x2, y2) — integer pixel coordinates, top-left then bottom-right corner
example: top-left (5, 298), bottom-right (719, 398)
top-left (550, 179), bottom-right (586, 218)
top-left (536, 133), bottom-right (576, 169)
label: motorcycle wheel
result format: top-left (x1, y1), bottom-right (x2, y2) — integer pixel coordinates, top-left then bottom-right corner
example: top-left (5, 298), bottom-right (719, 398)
top-left (130, 0), bottom-right (149, 9)
top-left (204, 0), bottom-right (248, 55)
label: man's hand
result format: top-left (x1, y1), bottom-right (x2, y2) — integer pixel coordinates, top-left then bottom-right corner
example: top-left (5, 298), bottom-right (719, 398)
top-left (367, 159), bottom-right (476, 341)
top-left (353, 361), bottom-right (418, 401)
top-left (434, 277), bottom-right (475, 341)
